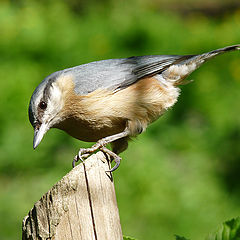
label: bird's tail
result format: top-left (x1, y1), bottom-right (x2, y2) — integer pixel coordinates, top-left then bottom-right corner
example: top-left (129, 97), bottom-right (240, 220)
top-left (195, 44), bottom-right (240, 63)
top-left (167, 44), bottom-right (240, 85)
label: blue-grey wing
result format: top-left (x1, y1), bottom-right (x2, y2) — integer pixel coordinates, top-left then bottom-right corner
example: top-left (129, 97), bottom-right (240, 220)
top-left (35, 45), bottom-right (239, 97)
top-left (62, 54), bottom-right (194, 95)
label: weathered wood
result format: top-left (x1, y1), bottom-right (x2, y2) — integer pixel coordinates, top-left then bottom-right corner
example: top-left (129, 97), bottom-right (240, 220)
top-left (22, 151), bottom-right (123, 240)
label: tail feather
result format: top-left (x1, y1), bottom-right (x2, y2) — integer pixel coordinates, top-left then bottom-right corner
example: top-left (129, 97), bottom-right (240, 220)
top-left (199, 44), bottom-right (240, 61)
top-left (163, 44), bottom-right (240, 85)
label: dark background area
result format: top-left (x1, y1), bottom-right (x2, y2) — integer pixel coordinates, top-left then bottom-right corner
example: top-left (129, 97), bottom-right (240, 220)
top-left (0, 0), bottom-right (240, 239)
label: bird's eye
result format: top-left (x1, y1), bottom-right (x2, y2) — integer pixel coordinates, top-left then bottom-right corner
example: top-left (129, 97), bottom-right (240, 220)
top-left (39, 101), bottom-right (47, 110)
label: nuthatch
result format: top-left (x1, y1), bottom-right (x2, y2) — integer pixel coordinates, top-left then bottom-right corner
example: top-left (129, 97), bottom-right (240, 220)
top-left (28, 45), bottom-right (240, 171)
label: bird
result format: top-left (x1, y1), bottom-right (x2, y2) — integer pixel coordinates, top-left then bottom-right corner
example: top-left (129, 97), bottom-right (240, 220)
top-left (28, 44), bottom-right (240, 172)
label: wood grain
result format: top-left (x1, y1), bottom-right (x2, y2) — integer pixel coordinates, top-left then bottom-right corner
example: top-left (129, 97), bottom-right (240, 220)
top-left (22, 152), bottom-right (123, 240)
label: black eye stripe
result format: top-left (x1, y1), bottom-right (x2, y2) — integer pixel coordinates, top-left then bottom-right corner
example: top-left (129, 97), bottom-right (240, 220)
top-left (39, 101), bottom-right (47, 110)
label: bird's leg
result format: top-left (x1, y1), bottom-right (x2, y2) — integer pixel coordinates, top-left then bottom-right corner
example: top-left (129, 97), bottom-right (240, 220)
top-left (73, 130), bottom-right (130, 167)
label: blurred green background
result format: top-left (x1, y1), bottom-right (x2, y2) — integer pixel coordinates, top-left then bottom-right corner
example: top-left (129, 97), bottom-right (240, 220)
top-left (1, 0), bottom-right (240, 239)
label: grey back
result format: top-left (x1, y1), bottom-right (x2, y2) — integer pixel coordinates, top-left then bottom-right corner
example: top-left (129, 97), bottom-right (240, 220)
top-left (62, 55), bottom-right (194, 95)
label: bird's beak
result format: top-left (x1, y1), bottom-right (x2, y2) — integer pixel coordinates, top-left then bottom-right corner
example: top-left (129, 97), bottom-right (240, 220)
top-left (33, 123), bottom-right (49, 149)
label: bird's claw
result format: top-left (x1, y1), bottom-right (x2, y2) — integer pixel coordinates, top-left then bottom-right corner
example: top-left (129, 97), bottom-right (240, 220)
top-left (72, 146), bottom-right (100, 168)
top-left (72, 155), bottom-right (78, 168)
top-left (100, 147), bottom-right (122, 172)
top-left (72, 148), bottom-right (91, 168)
top-left (72, 142), bottom-right (121, 172)
top-left (106, 155), bottom-right (121, 172)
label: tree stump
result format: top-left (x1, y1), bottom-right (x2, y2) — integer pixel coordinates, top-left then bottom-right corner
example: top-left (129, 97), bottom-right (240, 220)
top-left (22, 151), bottom-right (123, 240)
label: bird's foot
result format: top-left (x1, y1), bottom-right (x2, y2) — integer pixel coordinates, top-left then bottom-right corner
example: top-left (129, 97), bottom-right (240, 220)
top-left (72, 144), bottom-right (121, 172)
top-left (72, 149), bottom-right (90, 167)
top-left (101, 147), bottom-right (122, 172)
top-left (72, 139), bottom-right (108, 168)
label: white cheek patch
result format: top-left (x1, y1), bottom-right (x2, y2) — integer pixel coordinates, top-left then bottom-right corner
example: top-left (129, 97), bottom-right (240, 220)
top-left (40, 73), bottom-right (73, 126)
top-left (50, 83), bottom-right (63, 107)
top-left (42, 83), bottom-right (64, 124)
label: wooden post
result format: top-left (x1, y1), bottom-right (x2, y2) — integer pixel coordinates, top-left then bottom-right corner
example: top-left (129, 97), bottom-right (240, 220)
top-left (22, 151), bottom-right (123, 240)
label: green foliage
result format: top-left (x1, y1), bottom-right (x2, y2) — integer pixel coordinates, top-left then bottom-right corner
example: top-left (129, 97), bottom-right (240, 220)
top-left (207, 217), bottom-right (240, 240)
top-left (124, 236), bottom-right (137, 240)
top-left (127, 217), bottom-right (240, 239)
top-left (0, 0), bottom-right (240, 240)
top-left (175, 217), bottom-right (240, 240)
top-left (175, 235), bottom-right (190, 240)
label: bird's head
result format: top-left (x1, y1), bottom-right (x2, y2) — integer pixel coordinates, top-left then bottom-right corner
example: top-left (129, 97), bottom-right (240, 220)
top-left (28, 71), bottom-right (67, 149)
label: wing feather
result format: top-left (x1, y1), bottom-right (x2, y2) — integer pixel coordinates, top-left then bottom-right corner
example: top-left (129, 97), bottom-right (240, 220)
top-left (62, 55), bottom-right (195, 95)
